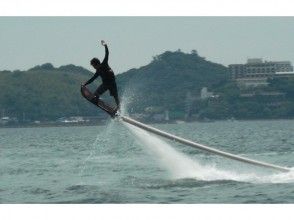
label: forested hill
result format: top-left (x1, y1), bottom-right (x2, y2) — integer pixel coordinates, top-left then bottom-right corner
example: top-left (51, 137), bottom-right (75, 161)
top-left (0, 63), bottom-right (103, 120)
top-left (116, 50), bottom-right (229, 112)
top-left (0, 51), bottom-right (230, 121)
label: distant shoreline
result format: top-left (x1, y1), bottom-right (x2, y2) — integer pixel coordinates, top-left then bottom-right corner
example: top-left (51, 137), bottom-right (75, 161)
top-left (1, 117), bottom-right (294, 129)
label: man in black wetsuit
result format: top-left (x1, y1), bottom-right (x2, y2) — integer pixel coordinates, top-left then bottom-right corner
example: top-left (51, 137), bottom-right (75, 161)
top-left (82, 40), bottom-right (120, 110)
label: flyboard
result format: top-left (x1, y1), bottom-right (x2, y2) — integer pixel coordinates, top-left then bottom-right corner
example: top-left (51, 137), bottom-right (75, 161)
top-left (81, 85), bottom-right (117, 118)
top-left (80, 88), bottom-right (290, 172)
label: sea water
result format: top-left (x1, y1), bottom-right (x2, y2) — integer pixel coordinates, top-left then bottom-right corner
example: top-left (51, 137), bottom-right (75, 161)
top-left (0, 119), bottom-right (294, 203)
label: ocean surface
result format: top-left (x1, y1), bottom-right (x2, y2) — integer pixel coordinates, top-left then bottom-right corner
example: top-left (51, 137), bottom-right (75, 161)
top-left (1, 119), bottom-right (294, 203)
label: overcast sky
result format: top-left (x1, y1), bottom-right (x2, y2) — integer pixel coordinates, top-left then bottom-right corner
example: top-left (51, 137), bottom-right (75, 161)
top-left (1, 17), bottom-right (294, 74)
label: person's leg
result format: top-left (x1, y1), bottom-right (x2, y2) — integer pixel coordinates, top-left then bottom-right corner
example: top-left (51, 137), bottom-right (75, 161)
top-left (93, 84), bottom-right (107, 102)
top-left (114, 95), bottom-right (120, 109)
top-left (109, 83), bottom-right (120, 109)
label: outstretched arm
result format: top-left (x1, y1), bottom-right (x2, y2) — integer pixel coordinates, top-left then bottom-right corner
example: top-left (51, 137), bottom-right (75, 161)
top-left (101, 40), bottom-right (109, 64)
top-left (83, 72), bottom-right (100, 86)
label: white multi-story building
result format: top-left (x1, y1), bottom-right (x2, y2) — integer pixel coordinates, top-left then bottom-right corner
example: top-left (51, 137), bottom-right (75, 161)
top-left (229, 59), bottom-right (294, 87)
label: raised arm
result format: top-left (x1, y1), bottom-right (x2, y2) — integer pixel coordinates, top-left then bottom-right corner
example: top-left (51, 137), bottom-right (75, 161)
top-left (84, 72), bottom-right (100, 86)
top-left (101, 40), bottom-right (109, 64)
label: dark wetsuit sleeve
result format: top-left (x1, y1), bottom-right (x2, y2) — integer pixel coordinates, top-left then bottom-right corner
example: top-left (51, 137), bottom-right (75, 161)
top-left (84, 71), bottom-right (100, 86)
top-left (102, 45), bottom-right (109, 64)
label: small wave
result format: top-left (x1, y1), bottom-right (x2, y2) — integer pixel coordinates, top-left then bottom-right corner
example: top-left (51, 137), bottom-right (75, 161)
top-left (146, 179), bottom-right (238, 190)
top-left (22, 187), bottom-right (51, 195)
top-left (65, 184), bottom-right (98, 194)
top-left (59, 188), bottom-right (123, 203)
top-left (57, 198), bottom-right (104, 204)
top-left (7, 168), bottom-right (30, 175)
top-left (56, 197), bottom-right (124, 204)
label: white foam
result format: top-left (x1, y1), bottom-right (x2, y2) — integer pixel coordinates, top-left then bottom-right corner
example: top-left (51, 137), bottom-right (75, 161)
top-left (124, 122), bottom-right (201, 179)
